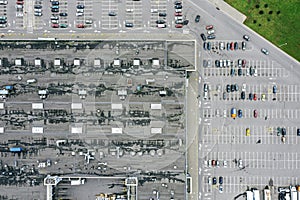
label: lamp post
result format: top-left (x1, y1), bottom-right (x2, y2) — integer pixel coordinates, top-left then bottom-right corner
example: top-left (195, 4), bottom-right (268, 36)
top-left (279, 43), bottom-right (287, 47)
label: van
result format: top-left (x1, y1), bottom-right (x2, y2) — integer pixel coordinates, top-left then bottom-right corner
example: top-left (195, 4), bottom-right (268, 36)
top-left (27, 79), bottom-right (37, 84)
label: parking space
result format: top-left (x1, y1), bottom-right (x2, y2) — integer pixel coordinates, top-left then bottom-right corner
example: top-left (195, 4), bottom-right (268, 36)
top-left (150, 0), bottom-right (167, 28)
top-left (101, 0), bottom-right (118, 29)
top-left (33, 0), bottom-right (43, 30)
top-left (0, 1), bottom-right (7, 28)
top-left (14, 1), bottom-right (24, 29)
top-left (125, 0), bottom-right (143, 28)
top-left (75, 0), bottom-right (93, 29)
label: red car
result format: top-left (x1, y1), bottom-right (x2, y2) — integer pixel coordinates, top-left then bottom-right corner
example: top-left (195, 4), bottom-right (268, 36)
top-left (212, 160), bottom-right (216, 167)
top-left (16, 1), bottom-right (24, 5)
top-left (174, 12), bottom-right (182, 16)
top-left (253, 94), bottom-right (257, 101)
top-left (242, 59), bottom-right (246, 67)
top-left (230, 42), bottom-right (234, 50)
top-left (51, 24), bottom-right (59, 28)
top-left (253, 110), bottom-right (258, 118)
top-left (206, 25), bottom-right (213, 30)
top-left (77, 24), bottom-right (84, 28)
top-left (175, 24), bottom-right (182, 28)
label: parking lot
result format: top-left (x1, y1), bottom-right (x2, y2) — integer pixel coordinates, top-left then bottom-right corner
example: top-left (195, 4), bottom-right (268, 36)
top-left (0, 0), bottom-right (190, 32)
top-left (198, 21), bottom-right (300, 200)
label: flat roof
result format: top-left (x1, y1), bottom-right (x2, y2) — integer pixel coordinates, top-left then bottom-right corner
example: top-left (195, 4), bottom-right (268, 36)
top-left (32, 103), bottom-right (44, 109)
top-left (71, 103), bottom-right (83, 110)
top-left (32, 127), bottom-right (44, 134)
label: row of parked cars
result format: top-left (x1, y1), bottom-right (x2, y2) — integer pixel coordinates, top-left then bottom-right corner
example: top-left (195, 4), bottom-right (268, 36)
top-left (174, 1), bottom-right (185, 28)
top-left (208, 176), bottom-right (224, 193)
top-left (200, 25), bottom-right (216, 41)
top-left (205, 160), bottom-right (227, 168)
top-left (0, 1), bottom-right (7, 28)
top-left (204, 41), bottom-right (246, 51)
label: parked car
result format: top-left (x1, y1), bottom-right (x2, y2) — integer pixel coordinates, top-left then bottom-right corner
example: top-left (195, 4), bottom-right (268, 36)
top-left (219, 177), bottom-right (223, 184)
top-left (249, 93), bottom-right (253, 100)
top-left (77, 4), bottom-right (84, 9)
top-left (215, 60), bottom-right (220, 67)
top-left (207, 42), bottom-right (211, 50)
top-left (234, 42), bottom-right (238, 50)
top-left (174, 1), bottom-right (182, 5)
top-left (212, 177), bottom-right (217, 185)
top-left (253, 93), bottom-right (257, 101)
top-left (238, 159), bottom-right (243, 168)
top-left (230, 84), bottom-right (235, 92)
top-left (125, 22), bottom-right (133, 27)
top-left (206, 25), bottom-right (213, 30)
top-left (51, 23), bottom-right (59, 28)
top-left (230, 68), bottom-right (235, 76)
top-left (175, 5), bottom-right (182, 9)
top-left (238, 68), bottom-right (242, 76)
top-left (254, 110), bottom-right (258, 118)
top-left (297, 128), bottom-right (300, 136)
top-left (207, 29), bottom-right (215, 35)
top-left (241, 91), bottom-right (245, 100)
top-left (174, 12), bottom-right (182, 16)
top-left (76, 24), bottom-right (84, 28)
top-left (108, 11), bottom-right (117, 16)
top-left (246, 128), bottom-right (250, 136)
top-left (200, 33), bottom-right (206, 41)
top-left (242, 41), bottom-right (246, 50)
top-left (59, 12), bottom-right (68, 16)
top-left (223, 160), bottom-right (227, 167)
top-left (207, 34), bottom-right (216, 40)
top-left (175, 24), bottom-right (182, 28)
top-left (227, 42), bottom-right (230, 50)
top-left (273, 85), bottom-right (277, 94)
top-left (52, 1), bottom-right (59, 5)
top-left (159, 12), bottom-right (167, 17)
top-left (238, 109), bottom-right (242, 118)
top-left (219, 185), bottom-right (223, 193)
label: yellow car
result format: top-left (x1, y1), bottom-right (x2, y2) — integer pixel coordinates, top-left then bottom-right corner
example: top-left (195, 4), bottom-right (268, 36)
top-left (246, 128), bottom-right (250, 136)
top-left (261, 94), bottom-right (266, 101)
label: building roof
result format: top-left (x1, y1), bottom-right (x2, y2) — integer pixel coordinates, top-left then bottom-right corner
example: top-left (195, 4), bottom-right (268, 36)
top-left (54, 59), bottom-right (61, 66)
top-left (74, 59), bottom-right (80, 66)
top-left (35, 59), bottom-right (41, 66)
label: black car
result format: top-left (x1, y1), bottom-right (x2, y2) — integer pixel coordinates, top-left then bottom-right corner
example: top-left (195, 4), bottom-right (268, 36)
top-left (227, 43), bottom-right (230, 50)
top-left (77, 4), bottom-right (84, 9)
top-left (174, 1), bottom-right (182, 5)
top-left (234, 42), bottom-right (238, 50)
top-left (207, 42), bottom-right (211, 50)
top-left (250, 67), bottom-right (254, 76)
top-left (223, 92), bottom-right (227, 100)
top-left (159, 12), bottom-right (167, 17)
top-left (59, 12), bottom-right (68, 16)
top-left (51, 8), bottom-right (59, 12)
top-left (282, 128), bottom-right (286, 136)
top-left (195, 15), bottom-right (200, 23)
top-left (297, 128), bottom-right (300, 136)
top-left (219, 177), bottom-right (223, 184)
top-left (125, 22), bottom-right (133, 27)
top-left (203, 42), bottom-right (207, 50)
top-left (238, 68), bottom-right (242, 76)
top-left (249, 93), bottom-right (253, 100)
top-left (156, 20), bottom-right (165, 24)
top-left (183, 20), bottom-right (189, 25)
top-left (226, 85), bottom-right (231, 93)
top-left (34, 5), bottom-right (42, 9)
top-left (175, 5), bottom-right (182, 9)
top-left (230, 68), bottom-right (235, 76)
top-left (215, 60), bottom-right (220, 67)
top-left (231, 84), bottom-right (235, 92)
top-left (241, 91), bottom-right (245, 100)
top-left (108, 11), bottom-right (117, 16)
top-left (234, 84), bottom-right (239, 91)
top-left (207, 34), bottom-right (216, 40)
top-left (243, 35), bottom-right (250, 41)
top-left (212, 177), bottom-right (217, 185)
top-left (200, 33), bottom-right (206, 41)
top-left (52, 1), bottom-right (59, 5)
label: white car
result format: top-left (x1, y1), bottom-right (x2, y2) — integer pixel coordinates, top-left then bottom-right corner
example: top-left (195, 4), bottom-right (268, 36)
top-left (223, 110), bottom-right (227, 117)
top-left (175, 9), bottom-right (182, 12)
top-left (223, 160), bottom-right (227, 168)
top-left (246, 68), bottom-right (250, 76)
top-left (208, 176), bottom-right (212, 185)
top-left (254, 69), bottom-right (257, 76)
top-left (203, 160), bottom-right (208, 167)
top-left (207, 29), bottom-right (215, 35)
top-left (0, 0), bottom-right (7, 5)
top-left (76, 12), bottom-right (83, 16)
top-left (219, 185), bottom-right (223, 193)
top-left (34, 9), bottom-right (42, 12)
top-left (34, 12), bottom-right (42, 16)
top-left (208, 159), bottom-right (212, 168)
top-left (77, 9), bottom-right (84, 13)
top-left (16, 12), bottom-right (23, 17)
top-left (51, 20), bottom-right (59, 24)
top-left (238, 159), bottom-right (243, 168)
top-left (175, 16), bottom-right (182, 20)
top-left (242, 83), bottom-right (246, 92)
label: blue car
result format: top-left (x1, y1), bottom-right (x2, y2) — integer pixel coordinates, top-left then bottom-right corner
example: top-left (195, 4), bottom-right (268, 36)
top-left (273, 85), bottom-right (277, 94)
top-left (52, 5), bottom-right (59, 9)
top-left (238, 109), bottom-right (242, 118)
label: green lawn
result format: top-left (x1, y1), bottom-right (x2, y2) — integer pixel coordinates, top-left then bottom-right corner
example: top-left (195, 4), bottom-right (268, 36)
top-left (225, 0), bottom-right (300, 61)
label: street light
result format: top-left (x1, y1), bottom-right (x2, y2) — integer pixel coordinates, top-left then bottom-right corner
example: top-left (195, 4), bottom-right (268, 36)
top-left (279, 42), bottom-right (287, 47)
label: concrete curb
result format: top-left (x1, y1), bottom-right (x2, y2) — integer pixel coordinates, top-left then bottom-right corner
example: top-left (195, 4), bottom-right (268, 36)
top-left (208, 0), bottom-right (247, 24)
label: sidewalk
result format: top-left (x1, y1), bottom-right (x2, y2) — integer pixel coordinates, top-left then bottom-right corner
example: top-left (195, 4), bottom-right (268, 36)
top-left (208, 0), bottom-right (247, 23)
